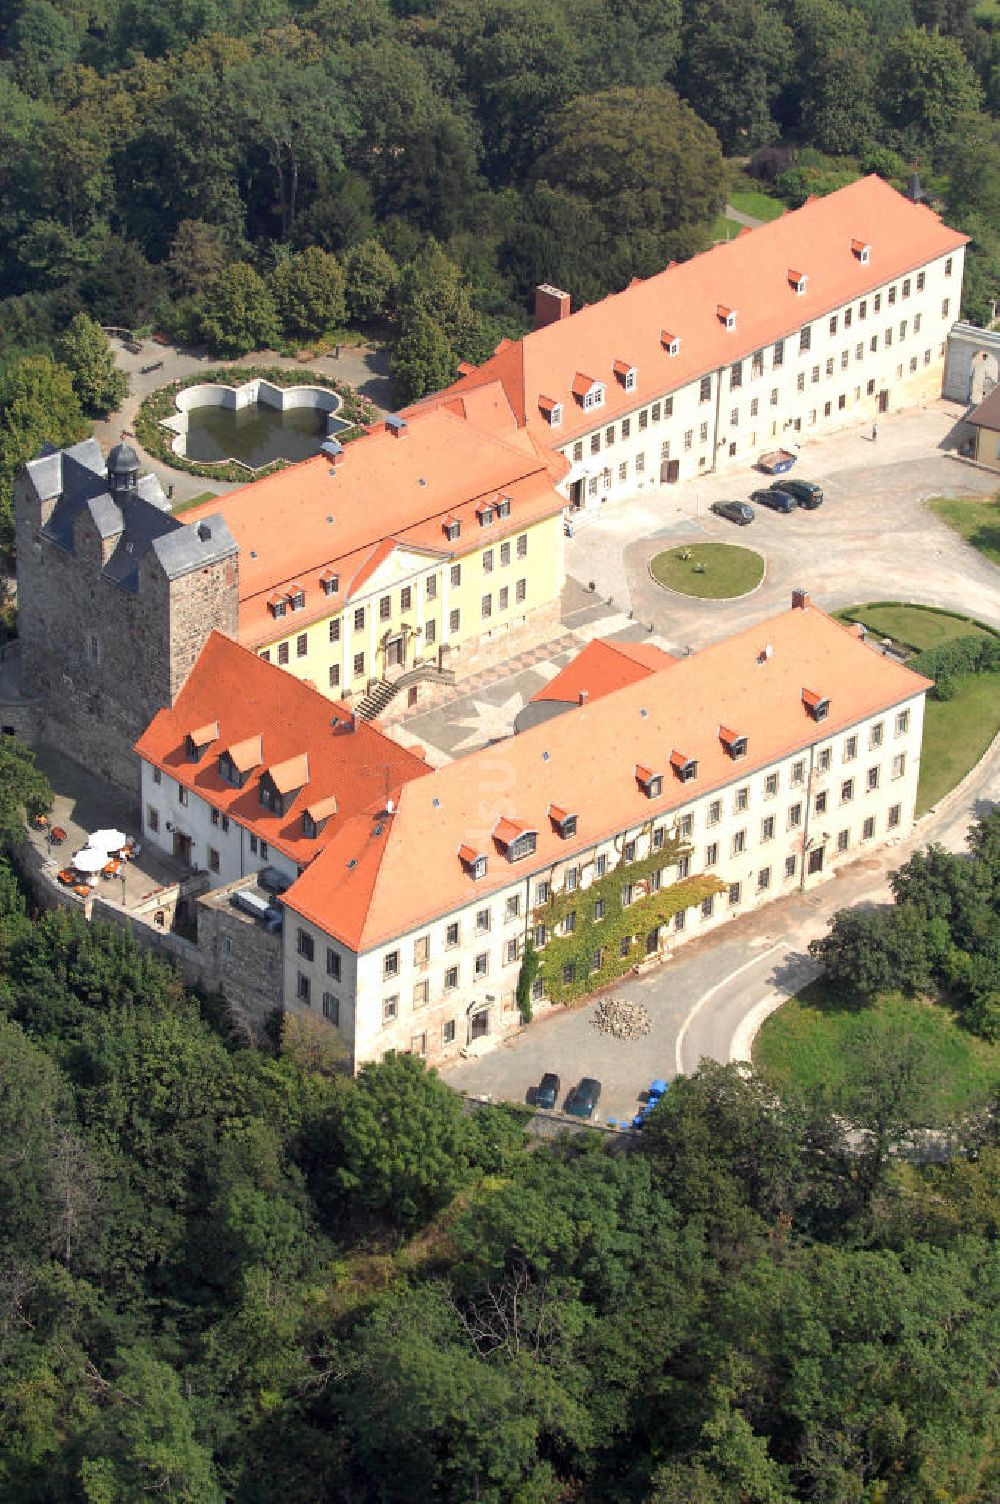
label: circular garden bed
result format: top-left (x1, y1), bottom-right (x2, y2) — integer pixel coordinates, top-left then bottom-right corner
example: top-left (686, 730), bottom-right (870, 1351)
top-left (650, 542), bottom-right (765, 600)
top-left (134, 365), bottom-right (378, 484)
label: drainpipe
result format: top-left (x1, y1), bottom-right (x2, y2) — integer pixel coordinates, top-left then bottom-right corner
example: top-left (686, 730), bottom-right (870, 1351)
top-left (799, 740), bottom-right (817, 892)
top-left (709, 363), bottom-right (725, 474)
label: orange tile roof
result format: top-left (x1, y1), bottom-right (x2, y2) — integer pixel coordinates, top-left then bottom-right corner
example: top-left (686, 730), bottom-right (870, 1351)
top-left (530, 637), bottom-right (675, 705)
top-left (190, 720), bottom-right (219, 746)
top-left (283, 599), bottom-right (933, 951)
top-left (441, 177), bottom-right (968, 449)
top-left (134, 633), bottom-right (431, 867)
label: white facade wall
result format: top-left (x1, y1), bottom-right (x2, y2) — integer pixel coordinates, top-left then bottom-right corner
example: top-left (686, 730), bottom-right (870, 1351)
top-left (281, 688), bottom-right (925, 1071)
top-left (557, 249), bottom-right (964, 506)
top-left (139, 760), bottom-right (299, 888)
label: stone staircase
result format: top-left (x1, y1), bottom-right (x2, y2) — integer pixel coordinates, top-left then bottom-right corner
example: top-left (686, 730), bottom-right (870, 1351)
top-left (355, 663), bottom-right (457, 721)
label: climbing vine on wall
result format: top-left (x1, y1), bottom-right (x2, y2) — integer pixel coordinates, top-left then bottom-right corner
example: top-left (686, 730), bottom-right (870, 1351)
top-left (528, 820), bottom-right (726, 1004)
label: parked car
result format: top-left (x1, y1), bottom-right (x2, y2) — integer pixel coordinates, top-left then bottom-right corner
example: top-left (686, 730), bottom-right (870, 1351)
top-left (565, 1077), bottom-right (602, 1119)
top-left (710, 500), bottom-right (755, 526)
top-left (536, 1072), bottom-right (561, 1110)
top-left (750, 486), bottom-right (796, 513)
top-left (771, 477), bottom-right (823, 508)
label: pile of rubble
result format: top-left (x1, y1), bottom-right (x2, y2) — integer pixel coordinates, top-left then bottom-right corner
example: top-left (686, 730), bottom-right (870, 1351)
top-left (591, 997), bottom-right (652, 1041)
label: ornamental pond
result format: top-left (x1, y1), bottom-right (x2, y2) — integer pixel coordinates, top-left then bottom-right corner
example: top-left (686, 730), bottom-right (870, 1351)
top-left (161, 379), bottom-right (351, 472)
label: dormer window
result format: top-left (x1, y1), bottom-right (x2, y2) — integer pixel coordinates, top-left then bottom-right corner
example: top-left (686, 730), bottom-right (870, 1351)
top-left (185, 720), bottom-right (218, 762)
top-left (549, 804), bottom-right (577, 839)
top-left (289, 585), bottom-right (305, 611)
top-left (720, 726), bottom-right (747, 760)
top-left (476, 502), bottom-right (494, 527)
top-left (670, 751), bottom-right (698, 783)
top-left (459, 843), bottom-right (488, 880)
top-left (718, 305), bottom-right (737, 330)
top-left (613, 359), bottom-right (637, 391)
top-left (320, 570), bottom-right (339, 596)
top-left (661, 331), bottom-right (680, 356)
top-left (636, 764), bottom-right (663, 798)
top-left (219, 734), bottom-right (263, 788)
top-left (539, 396), bottom-right (563, 427)
top-left (268, 593), bottom-right (288, 619)
top-left (802, 688), bottom-right (830, 722)
top-left (494, 817), bottom-right (538, 863)
top-left (259, 776), bottom-right (284, 816)
top-left (218, 752), bottom-right (245, 788)
top-left (789, 269), bottom-right (808, 294)
top-left (444, 517), bottom-right (461, 542)
top-left (496, 496), bottom-right (511, 519)
top-left (302, 794), bottom-right (337, 838)
top-left (851, 238), bottom-right (871, 264)
top-left (572, 373), bottom-right (605, 410)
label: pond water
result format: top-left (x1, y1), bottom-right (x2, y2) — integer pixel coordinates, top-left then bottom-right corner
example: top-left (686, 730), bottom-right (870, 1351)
top-left (181, 403), bottom-right (342, 468)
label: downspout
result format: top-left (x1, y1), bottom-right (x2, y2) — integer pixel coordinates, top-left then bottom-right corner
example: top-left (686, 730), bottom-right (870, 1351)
top-left (709, 362), bottom-right (725, 473)
top-left (799, 740), bottom-right (817, 892)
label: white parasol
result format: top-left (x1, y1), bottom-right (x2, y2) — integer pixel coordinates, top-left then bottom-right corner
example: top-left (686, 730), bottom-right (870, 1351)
top-left (72, 847), bottom-right (109, 874)
top-left (89, 828), bottom-right (129, 851)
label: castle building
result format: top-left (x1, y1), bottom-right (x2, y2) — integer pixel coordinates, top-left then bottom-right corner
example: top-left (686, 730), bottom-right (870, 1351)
top-left (133, 595), bottom-right (931, 1069)
top-left (435, 176), bottom-right (968, 508)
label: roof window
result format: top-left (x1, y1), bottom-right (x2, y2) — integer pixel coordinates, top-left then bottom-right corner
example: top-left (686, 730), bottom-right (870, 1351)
top-left (476, 501), bottom-right (494, 527)
top-left (613, 359), bottom-right (637, 391)
top-left (851, 238), bottom-right (871, 264)
top-left (443, 516), bottom-right (461, 541)
top-left (539, 395), bottom-right (563, 426)
top-left (670, 750), bottom-right (698, 783)
top-left (572, 373), bottom-right (605, 410)
top-left (661, 331), bottom-right (680, 356)
top-left (718, 305), bottom-right (737, 330)
top-left (185, 720), bottom-right (218, 761)
top-left (268, 593), bottom-right (288, 619)
top-left (548, 804), bottom-right (577, 839)
top-left (494, 817), bottom-right (538, 862)
top-left (496, 495), bottom-right (511, 519)
top-left (788, 269), bottom-right (808, 294)
top-left (289, 584), bottom-right (305, 610)
top-left (720, 726), bottom-right (747, 759)
top-left (458, 843), bottom-right (488, 880)
top-left (636, 764), bottom-right (664, 798)
top-left (320, 570), bottom-right (339, 596)
top-left (802, 687), bottom-right (830, 721)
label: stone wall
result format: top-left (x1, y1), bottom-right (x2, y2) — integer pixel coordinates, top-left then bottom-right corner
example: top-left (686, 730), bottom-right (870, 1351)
top-left (944, 323), bottom-right (1000, 405)
top-left (196, 883), bottom-right (283, 1033)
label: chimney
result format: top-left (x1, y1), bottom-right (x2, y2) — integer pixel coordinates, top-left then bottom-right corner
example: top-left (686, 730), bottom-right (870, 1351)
top-left (792, 588), bottom-right (810, 610)
top-left (578, 689), bottom-right (589, 705)
top-left (384, 415), bottom-right (408, 439)
top-left (534, 284), bottom-right (571, 329)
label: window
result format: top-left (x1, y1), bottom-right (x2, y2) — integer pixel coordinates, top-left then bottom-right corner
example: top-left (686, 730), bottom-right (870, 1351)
top-left (481, 594), bottom-right (492, 620)
top-left (684, 429), bottom-right (693, 451)
top-left (732, 830), bottom-right (746, 855)
top-left (605, 426), bottom-right (615, 447)
top-left (449, 564), bottom-right (462, 590)
top-left (413, 935), bottom-right (430, 966)
top-left (735, 786), bottom-right (749, 812)
top-left (730, 360), bottom-right (743, 389)
top-left (329, 618), bottom-right (340, 643)
top-left (508, 831), bottom-right (536, 862)
top-left (818, 747), bottom-right (832, 772)
top-left (445, 921), bottom-right (459, 948)
top-left (322, 993), bottom-right (339, 1025)
top-left (565, 866), bottom-right (579, 893)
top-left (867, 766), bottom-right (880, 791)
top-left (700, 421), bottom-right (709, 443)
top-left (784, 855), bottom-right (797, 879)
top-left (708, 799), bottom-right (722, 825)
top-left (561, 963), bottom-right (576, 984)
top-left (354, 607), bottom-right (365, 631)
top-left (382, 995), bottom-right (398, 1023)
top-left (757, 867), bottom-right (771, 891)
top-left (504, 894), bottom-right (520, 922)
top-left (426, 575), bottom-right (437, 599)
top-left (701, 894), bottom-right (715, 918)
top-left (444, 965), bottom-right (459, 991)
top-left (505, 938), bottom-right (519, 965)
top-left (765, 772), bottom-right (779, 797)
top-left (888, 803), bottom-right (902, 829)
top-left (444, 606), bottom-right (460, 636)
top-left (593, 897), bottom-right (606, 921)
top-left (516, 579), bottom-right (527, 603)
top-left (500, 541), bottom-right (511, 567)
top-left (379, 595), bottom-right (391, 622)
top-left (443, 1018), bottom-right (456, 1045)
top-left (812, 365), bottom-right (820, 384)
top-left (476, 907), bottom-right (491, 933)
top-left (591, 433), bottom-right (600, 455)
top-left (942, 298), bottom-right (950, 319)
top-left (673, 913), bottom-right (685, 933)
top-left (474, 952), bottom-right (489, 978)
top-left (799, 325), bottom-right (811, 354)
top-left (788, 802), bottom-right (802, 829)
top-left (773, 337), bottom-right (785, 367)
top-left (413, 979), bottom-right (429, 1009)
top-left (729, 882), bottom-right (742, 906)
top-left (260, 841), bottom-right (268, 859)
top-left (677, 856), bottom-right (690, 879)
top-left (825, 357), bottom-right (834, 378)
top-left (750, 397), bottom-right (758, 418)
top-left (249, 833), bottom-right (258, 855)
top-left (148, 805), bottom-right (159, 832)
top-left (401, 586), bottom-right (412, 611)
top-left (517, 533), bottom-right (528, 559)
top-left (617, 462), bottom-right (627, 483)
top-left (296, 973), bottom-right (311, 1005)
top-left (176, 784), bottom-right (188, 808)
top-left (624, 838), bottom-right (636, 862)
top-left (296, 929), bottom-right (315, 962)
top-left (595, 853), bottom-right (608, 876)
top-left (815, 790), bottom-right (828, 814)
top-left (326, 947), bottom-right (341, 981)
top-left (353, 652), bottom-right (365, 678)
top-left (278, 641), bottom-right (289, 666)
top-left (295, 633), bottom-right (307, 658)
top-left (329, 665), bottom-right (340, 689)
top-left (752, 349), bottom-right (764, 377)
top-left (536, 879), bottom-right (550, 904)
top-left (483, 548), bottom-right (494, 574)
top-left (705, 841), bottom-right (718, 866)
top-left (761, 815), bottom-right (775, 841)
top-left (790, 760), bottom-right (805, 786)
top-left (797, 373), bottom-right (805, 393)
top-left (895, 709), bottom-right (910, 736)
top-left (652, 400), bottom-right (662, 421)
top-left (638, 408), bottom-right (648, 430)
top-left (862, 816), bottom-right (875, 840)
top-left (892, 752), bottom-right (906, 779)
top-left (425, 619), bottom-right (436, 644)
top-left (573, 441), bottom-right (583, 462)
top-left (699, 375), bottom-right (712, 403)
top-left (945, 257), bottom-right (953, 277)
top-left (383, 950), bottom-right (399, 978)
top-left (870, 721), bottom-right (884, 748)
top-left (843, 734), bottom-right (858, 762)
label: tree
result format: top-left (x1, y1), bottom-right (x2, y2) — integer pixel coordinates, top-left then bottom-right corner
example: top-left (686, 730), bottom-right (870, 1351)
top-left (57, 313), bottom-right (128, 417)
top-left (0, 354), bottom-right (86, 548)
top-left (786, 0), bottom-right (879, 155)
top-left (878, 27), bottom-right (983, 152)
top-left (270, 246), bottom-right (347, 342)
top-left (343, 238), bottom-right (398, 322)
top-left (679, 0), bottom-right (793, 152)
top-left (333, 1052), bottom-right (470, 1228)
top-left (167, 219), bottom-right (229, 296)
top-left (533, 86), bottom-right (726, 276)
top-left (390, 310), bottom-right (457, 404)
top-left (197, 263), bottom-right (279, 358)
top-left (0, 737), bottom-right (53, 845)
top-left (837, 1019), bottom-right (936, 1200)
top-left (808, 903), bottom-right (931, 999)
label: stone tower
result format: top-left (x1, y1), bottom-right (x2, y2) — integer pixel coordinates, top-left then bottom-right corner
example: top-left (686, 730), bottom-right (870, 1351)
top-left (15, 438), bottom-right (239, 791)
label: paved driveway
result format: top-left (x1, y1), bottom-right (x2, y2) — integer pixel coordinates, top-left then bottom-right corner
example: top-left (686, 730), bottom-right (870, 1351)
top-left (568, 401), bottom-right (1000, 647)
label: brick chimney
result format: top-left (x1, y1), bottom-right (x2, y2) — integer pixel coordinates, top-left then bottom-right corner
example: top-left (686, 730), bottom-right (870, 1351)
top-left (534, 284), bottom-right (571, 329)
top-left (792, 588), bottom-right (810, 610)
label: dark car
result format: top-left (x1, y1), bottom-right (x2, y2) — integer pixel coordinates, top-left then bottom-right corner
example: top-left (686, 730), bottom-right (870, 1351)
top-left (536, 1072), bottom-right (561, 1110)
top-left (751, 486), bottom-right (796, 513)
top-left (771, 477), bottom-right (823, 509)
top-left (710, 500), bottom-right (755, 525)
top-left (564, 1077), bottom-right (602, 1119)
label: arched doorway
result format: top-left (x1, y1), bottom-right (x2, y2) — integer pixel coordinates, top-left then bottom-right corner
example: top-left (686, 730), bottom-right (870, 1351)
top-left (970, 349), bottom-right (999, 405)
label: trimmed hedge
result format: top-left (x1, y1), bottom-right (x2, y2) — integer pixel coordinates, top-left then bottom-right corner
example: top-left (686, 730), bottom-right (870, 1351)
top-left (910, 635), bottom-right (1000, 699)
top-left (133, 365), bottom-right (378, 484)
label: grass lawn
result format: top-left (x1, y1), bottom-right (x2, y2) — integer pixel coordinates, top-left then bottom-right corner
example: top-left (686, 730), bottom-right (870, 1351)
top-left (710, 214), bottom-right (740, 244)
top-left (835, 601), bottom-right (995, 652)
top-left (728, 187), bottom-right (785, 223)
top-left (755, 981), bottom-right (1000, 1125)
top-left (917, 670), bottom-right (1000, 814)
top-left (650, 542), bottom-right (764, 599)
top-left (171, 490), bottom-right (218, 514)
top-left (928, 493), bottom-right (1000, 570)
